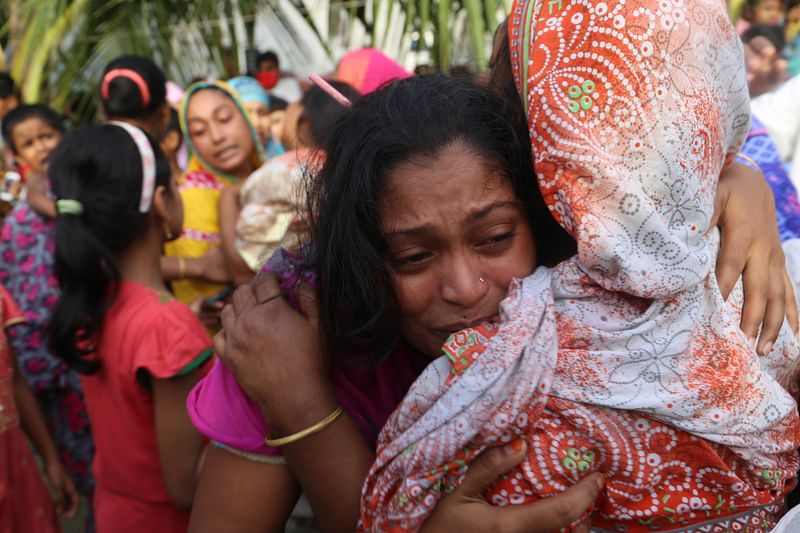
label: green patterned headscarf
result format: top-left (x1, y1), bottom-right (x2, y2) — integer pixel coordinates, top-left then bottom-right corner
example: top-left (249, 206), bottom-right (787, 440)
top-left (179, 80), bottom-right (265, 182)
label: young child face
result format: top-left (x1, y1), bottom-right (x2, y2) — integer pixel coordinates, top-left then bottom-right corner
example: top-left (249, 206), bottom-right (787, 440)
top-left (11, 117), bottom-right (63, 174)
top-left (244, 101), bottom-right (272, 146)
top-left (753, 0), bottom-right (786, 24)
top-left (279, 103), bottom-right (306, 149)
top-left (270, 110), bottom-right (287, 148)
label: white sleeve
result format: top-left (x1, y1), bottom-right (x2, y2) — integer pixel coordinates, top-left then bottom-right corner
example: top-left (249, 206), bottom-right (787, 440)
top-left (751, 76), bottom-right (800, 162)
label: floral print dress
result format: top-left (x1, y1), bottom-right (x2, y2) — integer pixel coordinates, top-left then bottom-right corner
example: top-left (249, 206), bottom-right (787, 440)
top-left (0, 202), bottom-right (94, 530)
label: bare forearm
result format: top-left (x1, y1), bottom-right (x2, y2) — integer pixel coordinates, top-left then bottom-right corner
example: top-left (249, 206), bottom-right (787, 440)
top-left (16, 377), bottom-right (59, 463)
top-left (28, 194), bottom-right (56, 218)
top-left (153, 371), bottom-right (208, 508)
top-left (160, 255), bottom-right (207, 282)
top-left (190, 445), bottom-right (302, 533)
top-left (221, 239), bottom-right (254, 285)
top-left (26, 172), bottom-right (57, 219)
top-left (268, 392), bottom-right (373, 533)
top-left (219, 194), bottom-right (254, 284)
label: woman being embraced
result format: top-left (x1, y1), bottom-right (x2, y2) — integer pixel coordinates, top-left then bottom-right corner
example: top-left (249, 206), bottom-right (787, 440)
top-left (360, 1), bottom-right (800, 530)
top-left (210, 4), bottom-right (800, 529)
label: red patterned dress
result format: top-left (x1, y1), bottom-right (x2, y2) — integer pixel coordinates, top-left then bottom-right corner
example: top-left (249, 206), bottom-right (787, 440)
top-left (0, 284), bottom-right (60, 533)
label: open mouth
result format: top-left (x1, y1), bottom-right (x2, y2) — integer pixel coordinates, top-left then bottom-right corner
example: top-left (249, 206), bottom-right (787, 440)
top-left (215, 146), bottom-right (238, 161)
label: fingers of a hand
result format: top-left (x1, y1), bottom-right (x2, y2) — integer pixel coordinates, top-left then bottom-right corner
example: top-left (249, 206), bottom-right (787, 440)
top-left (52, 485), bottom-right (64, 514)
top-left (220, 303), bottom-right (236, 333)
top-left (213, 328), bottom-right (228, 362)
top-left (502, 473), bottom-right (603, 533)
top-left (784, 271), bottom-right (799, 334)
top-left (574, 518), bottom-right (591, 533)
top-left (715, 237), bottom-right (747, 301)
top-left (65, 484), bottom-right (80, 518)
top-left (296, 284), bottom-right (319, 328)
top-left (457, 440), bottom-right (527, 498)
top-left (250, 270), bottom-right (281, 289)
top-left (710, 174), bottom-right (730, 230)
top-left (232, 284), bottom-right (257, 313)
top-left (253, 272), bottom-right (284, 303)
top-left (740, 260), bottom-right (769, 342)
top-left (756, 262), bottom-right (786, 354)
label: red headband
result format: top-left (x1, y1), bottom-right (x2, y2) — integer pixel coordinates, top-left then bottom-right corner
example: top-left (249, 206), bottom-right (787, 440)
top-left (100, 69), bottom-right (151, 107)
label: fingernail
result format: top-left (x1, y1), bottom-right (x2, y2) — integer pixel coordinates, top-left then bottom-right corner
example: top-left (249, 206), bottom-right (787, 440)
top-left (595, 474), bottom-right (605, 490)
top-left (504, 437), bottom-right (525, 454)
top-left (762, 341), bottom-right (774, 355)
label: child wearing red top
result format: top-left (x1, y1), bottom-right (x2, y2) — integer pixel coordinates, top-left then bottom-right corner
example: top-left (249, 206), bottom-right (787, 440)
top-left (47, 121), bottom-right (212, 532)
top-left (0, 283), bottom-right (78, 532)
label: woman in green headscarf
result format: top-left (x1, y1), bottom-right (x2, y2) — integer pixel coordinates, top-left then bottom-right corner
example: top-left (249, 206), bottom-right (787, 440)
top-left (164, 81), bottom-right (265, 306)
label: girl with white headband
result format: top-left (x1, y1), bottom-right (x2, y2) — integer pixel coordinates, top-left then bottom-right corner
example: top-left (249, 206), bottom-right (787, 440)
top-left (47, 123), bottom-right (212, 532)
top-left (99, 56), bottom-right (230, 304)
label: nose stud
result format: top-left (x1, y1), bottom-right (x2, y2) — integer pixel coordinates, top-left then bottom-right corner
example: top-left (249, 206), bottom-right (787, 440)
top-left (479, 277), bottom-right (485, 284)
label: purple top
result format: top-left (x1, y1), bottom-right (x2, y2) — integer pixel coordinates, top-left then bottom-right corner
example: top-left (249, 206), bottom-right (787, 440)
top-left (187, 343), bottom-right (428, 456)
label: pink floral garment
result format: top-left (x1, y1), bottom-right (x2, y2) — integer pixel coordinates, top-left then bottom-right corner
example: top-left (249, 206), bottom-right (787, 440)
top-left (361, 0), bottom-right (800, 531)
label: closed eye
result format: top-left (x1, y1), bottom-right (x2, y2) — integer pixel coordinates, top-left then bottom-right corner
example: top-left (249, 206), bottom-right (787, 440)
top-left (389, 250), bottom-right (434, 272)
top-left (479, 232), bottom-right (515, 247)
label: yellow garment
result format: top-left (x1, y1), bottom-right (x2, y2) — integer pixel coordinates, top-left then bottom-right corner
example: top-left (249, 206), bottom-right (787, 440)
top-left (164, 80), bottom-right (265, 305)
top-left (164, 169), bottom-right (236, 304)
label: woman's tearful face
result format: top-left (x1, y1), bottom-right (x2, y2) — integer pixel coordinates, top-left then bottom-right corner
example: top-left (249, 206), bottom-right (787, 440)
top-left (380, 141), bottom-right (538, 358)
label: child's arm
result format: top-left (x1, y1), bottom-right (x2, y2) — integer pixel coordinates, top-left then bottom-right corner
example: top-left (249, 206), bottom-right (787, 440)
top-left (152, 366), bottom-right (209, 509)
top-left (218, 183), bottom-right (255, 285)
top-left (11, 345), bottom-right (79, 518)
top-left (188, 445), bottom-right (301, 532)
top-left (25, 170), bottom-right (56, 218)
top-left (161, 247), bottom-right (230, 284)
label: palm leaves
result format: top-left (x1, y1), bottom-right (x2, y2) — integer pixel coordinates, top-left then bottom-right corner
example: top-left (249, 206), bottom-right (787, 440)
top-left (0, 0), bottom-right (508, 125)
top-left (326, 0), bottom-right (508, 72)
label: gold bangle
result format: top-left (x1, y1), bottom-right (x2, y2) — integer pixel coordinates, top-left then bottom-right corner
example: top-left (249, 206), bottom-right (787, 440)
top-left (265, 406), bottom-right (344, 447)
top-left (736, 152), bottom-right (763, 175)
top-left (177, 256), bottom-right (187, 279)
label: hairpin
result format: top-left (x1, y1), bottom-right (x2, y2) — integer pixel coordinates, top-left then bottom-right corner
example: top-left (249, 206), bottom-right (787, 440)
top-left (308, 74), bottom-right (352, 107)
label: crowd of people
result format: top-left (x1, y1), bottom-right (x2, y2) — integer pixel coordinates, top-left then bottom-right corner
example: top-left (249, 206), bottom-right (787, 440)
top-left (3, 0), bottom-right (800, 532)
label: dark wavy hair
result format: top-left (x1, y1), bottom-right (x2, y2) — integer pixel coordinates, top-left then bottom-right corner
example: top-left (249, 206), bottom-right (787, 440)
top-left (307, 74), bottom-right (575, 365)
top-left (100, 55), bottom-right (167, 120)
top-left (47, 125), bottom-right (171, 374)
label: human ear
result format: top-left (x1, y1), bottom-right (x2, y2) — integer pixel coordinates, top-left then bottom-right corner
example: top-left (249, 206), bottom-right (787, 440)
top-left (162, 130), bottom-right (181, 155)
top-left (151, 184), bottom-right (170, 221)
